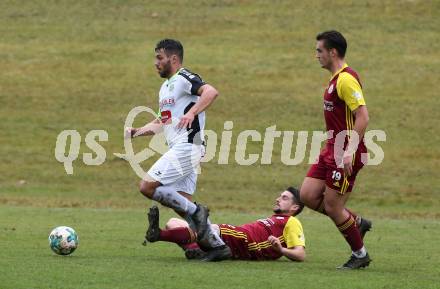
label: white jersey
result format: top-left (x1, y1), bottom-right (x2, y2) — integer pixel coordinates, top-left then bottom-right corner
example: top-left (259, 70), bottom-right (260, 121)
top-left (158, 68), bottom-right (206, 147)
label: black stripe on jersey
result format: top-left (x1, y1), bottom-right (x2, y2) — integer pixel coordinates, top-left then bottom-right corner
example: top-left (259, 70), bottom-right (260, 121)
top-left (179, 68), bottom-right (206, 95)
top-left (184, 102), bottom-right (202, 144)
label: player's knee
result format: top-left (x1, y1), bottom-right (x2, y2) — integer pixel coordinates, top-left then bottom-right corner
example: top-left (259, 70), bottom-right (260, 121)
top-left (323, 200), bottom-right (343, 217)
top-left (165, 218), bottom-right (186, 229)
top-left (139, 181), bottom-right (155, 198)
top-left (210, 224), bottom-right (220, 235)
top-left (300, 178), bottom-right (326, 209)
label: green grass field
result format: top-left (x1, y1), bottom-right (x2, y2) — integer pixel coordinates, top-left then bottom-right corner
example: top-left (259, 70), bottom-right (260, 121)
top-left (1, 207), bottom-right (439, 289)
top-left (1, 0), bottom-right (439, 288)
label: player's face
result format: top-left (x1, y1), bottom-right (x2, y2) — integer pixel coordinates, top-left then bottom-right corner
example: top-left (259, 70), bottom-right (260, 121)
top-left (316, 40), bottom-right (332, 70)
top-left (155, 49), bottom-right (172, 78)
top-left (273, 191), bottom-right (296, 214)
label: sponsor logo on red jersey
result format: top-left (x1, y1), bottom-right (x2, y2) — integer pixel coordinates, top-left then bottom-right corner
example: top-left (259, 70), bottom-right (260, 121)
top-left (324, 100), bottom-right (334, 112)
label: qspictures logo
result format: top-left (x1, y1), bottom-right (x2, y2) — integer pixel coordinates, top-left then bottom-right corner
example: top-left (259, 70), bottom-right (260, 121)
top-left (54, 106), bottom-right (386, 178)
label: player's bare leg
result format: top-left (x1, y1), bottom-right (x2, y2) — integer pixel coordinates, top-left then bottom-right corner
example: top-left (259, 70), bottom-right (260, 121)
top-left (139, 178), bottom-right (161, 199)
top-left (323, 186), bottom-right (371, 269)
top-left (139, 178), bottom-right (196, 216)
top-left (139, 177), bottom-right (198, 244)
top-left (300, 177), bottom-right (372, 239)
top-left (165, 218), bottom-right (207, 260)
top-left (299, 177), bottom-right (326, 213)
top-left (139, 178), bottom-right (231, 261)
top-left (166, 217), bottom-right (191, 229)
top-left (323, 186), bottom-right (351, 224)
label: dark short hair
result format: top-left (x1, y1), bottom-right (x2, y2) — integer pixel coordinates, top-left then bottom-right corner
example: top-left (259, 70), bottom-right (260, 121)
top-left (286, 187), bottom-right (304, 216)
top-left (155, 39), bottom-right (184, 62)
top-left (316, 30), bottom-right (347, 58)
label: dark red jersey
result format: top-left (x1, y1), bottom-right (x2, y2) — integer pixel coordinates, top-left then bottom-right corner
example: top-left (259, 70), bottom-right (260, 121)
top-left (323, 64), bottom-right (367, 157)
top-left (219, 215), bottom-right (305, 260)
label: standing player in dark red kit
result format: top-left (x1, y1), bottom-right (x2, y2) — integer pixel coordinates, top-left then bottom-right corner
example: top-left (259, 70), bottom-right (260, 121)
top-left (300, 30), bottom-right (372, 269)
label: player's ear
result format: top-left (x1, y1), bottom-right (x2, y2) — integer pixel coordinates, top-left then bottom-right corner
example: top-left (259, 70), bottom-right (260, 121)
top-left (290, 203), bottom-right (299, 215)
top-left (171, 54), bottom-right (179, 64)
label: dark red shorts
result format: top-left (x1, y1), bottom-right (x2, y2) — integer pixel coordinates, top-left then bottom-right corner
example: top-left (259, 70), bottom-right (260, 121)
top-left (219, 224), bottom-right (252, 260)
top-left (307, 145), bottom-right (365, 194)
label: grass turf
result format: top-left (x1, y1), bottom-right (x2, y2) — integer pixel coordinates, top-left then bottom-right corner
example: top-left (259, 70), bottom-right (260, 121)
top-left (1, 206), bottom-right (439, 289)
top-left (1, 0), bottom-right (439, 288)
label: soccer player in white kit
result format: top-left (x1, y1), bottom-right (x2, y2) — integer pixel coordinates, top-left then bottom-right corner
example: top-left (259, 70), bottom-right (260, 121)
top-left (127, 39), bottom-right (231, 261)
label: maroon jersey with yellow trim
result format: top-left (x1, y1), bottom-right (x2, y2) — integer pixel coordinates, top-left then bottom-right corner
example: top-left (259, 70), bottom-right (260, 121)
top-left (323, 66), bottom-right (367, 158)
top-left (219, 214), bottom-right (305, 260)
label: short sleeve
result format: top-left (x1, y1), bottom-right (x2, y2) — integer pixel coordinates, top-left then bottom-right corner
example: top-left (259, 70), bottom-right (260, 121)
top-left (188, 74), bottom-right (205, 95)
top-left (179, 69), bottom-right (206, 95)
top-left (283, 217), bottom-right (305, 248)
top-left (336, 72), bottom-right (366, 111)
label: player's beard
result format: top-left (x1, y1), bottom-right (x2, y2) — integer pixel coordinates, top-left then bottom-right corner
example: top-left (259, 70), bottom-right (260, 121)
top-left (273, 206), bottom-right (284, 214)
top-left (159, 60), bottom-right (172, 78)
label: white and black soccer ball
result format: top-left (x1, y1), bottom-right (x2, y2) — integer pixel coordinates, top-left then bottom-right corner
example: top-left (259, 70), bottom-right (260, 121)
top-left (48, 226), bottom-right (79, 255)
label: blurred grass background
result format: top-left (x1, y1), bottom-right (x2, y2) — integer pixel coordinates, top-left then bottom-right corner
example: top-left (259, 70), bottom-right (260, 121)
top-left (1, 0), bottom-right (439, 217)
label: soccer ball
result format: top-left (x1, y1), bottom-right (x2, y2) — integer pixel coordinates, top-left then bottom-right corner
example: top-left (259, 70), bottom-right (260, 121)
top-left (48, 226), bottom-right (79, 255)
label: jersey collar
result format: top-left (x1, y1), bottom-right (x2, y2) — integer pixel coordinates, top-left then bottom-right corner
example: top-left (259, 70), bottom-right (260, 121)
top-left (331, 63), bottom-right (348, 80)
top-left (167, 67), bottom-right (184, 82)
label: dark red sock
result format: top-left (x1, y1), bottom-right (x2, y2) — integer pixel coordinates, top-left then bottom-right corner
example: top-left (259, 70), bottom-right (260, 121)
top-left (345, 208), bottom-right (359, 225)
top-left (159, 227), bottom-right (196, 245)
top-left (317, 201), bottom-right (360, 226)
top-left (180, 242), bottom-right (199, 251)
top-left (337, 215), bottom-right (363, 252)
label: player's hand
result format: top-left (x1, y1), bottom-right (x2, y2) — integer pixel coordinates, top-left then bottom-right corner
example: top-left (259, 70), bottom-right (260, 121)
top-left (268, 235), bottom-right (283, 253)
top-left (343, 152), bottom-right (353, 176)
top-left (125, 127), bottom-right (137, 139)
top-left (178, 111), bottom-right (195, 129)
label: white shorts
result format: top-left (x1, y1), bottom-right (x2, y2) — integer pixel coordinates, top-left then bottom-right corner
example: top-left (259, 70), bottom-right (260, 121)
top-left (147, 143), bottom-right (204, 195)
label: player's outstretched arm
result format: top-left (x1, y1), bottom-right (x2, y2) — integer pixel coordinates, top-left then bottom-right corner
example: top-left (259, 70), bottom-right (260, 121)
top-left (177, 84), bottom-right (219, 129)
top-left (126, 118), bottom-right (163, 138)
top-left (268, 235), bottom-right (306, 262)
top-left (280, 246), bottom-right (306, 262)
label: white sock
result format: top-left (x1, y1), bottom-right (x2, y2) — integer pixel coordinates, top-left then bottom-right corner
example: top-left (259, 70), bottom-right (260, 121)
top-left (152, 185), bottom-right (197, 215)
top-left (205, 218), bottom-right (226, 247)
top-left (352, 246), bottom-right (367, 258)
